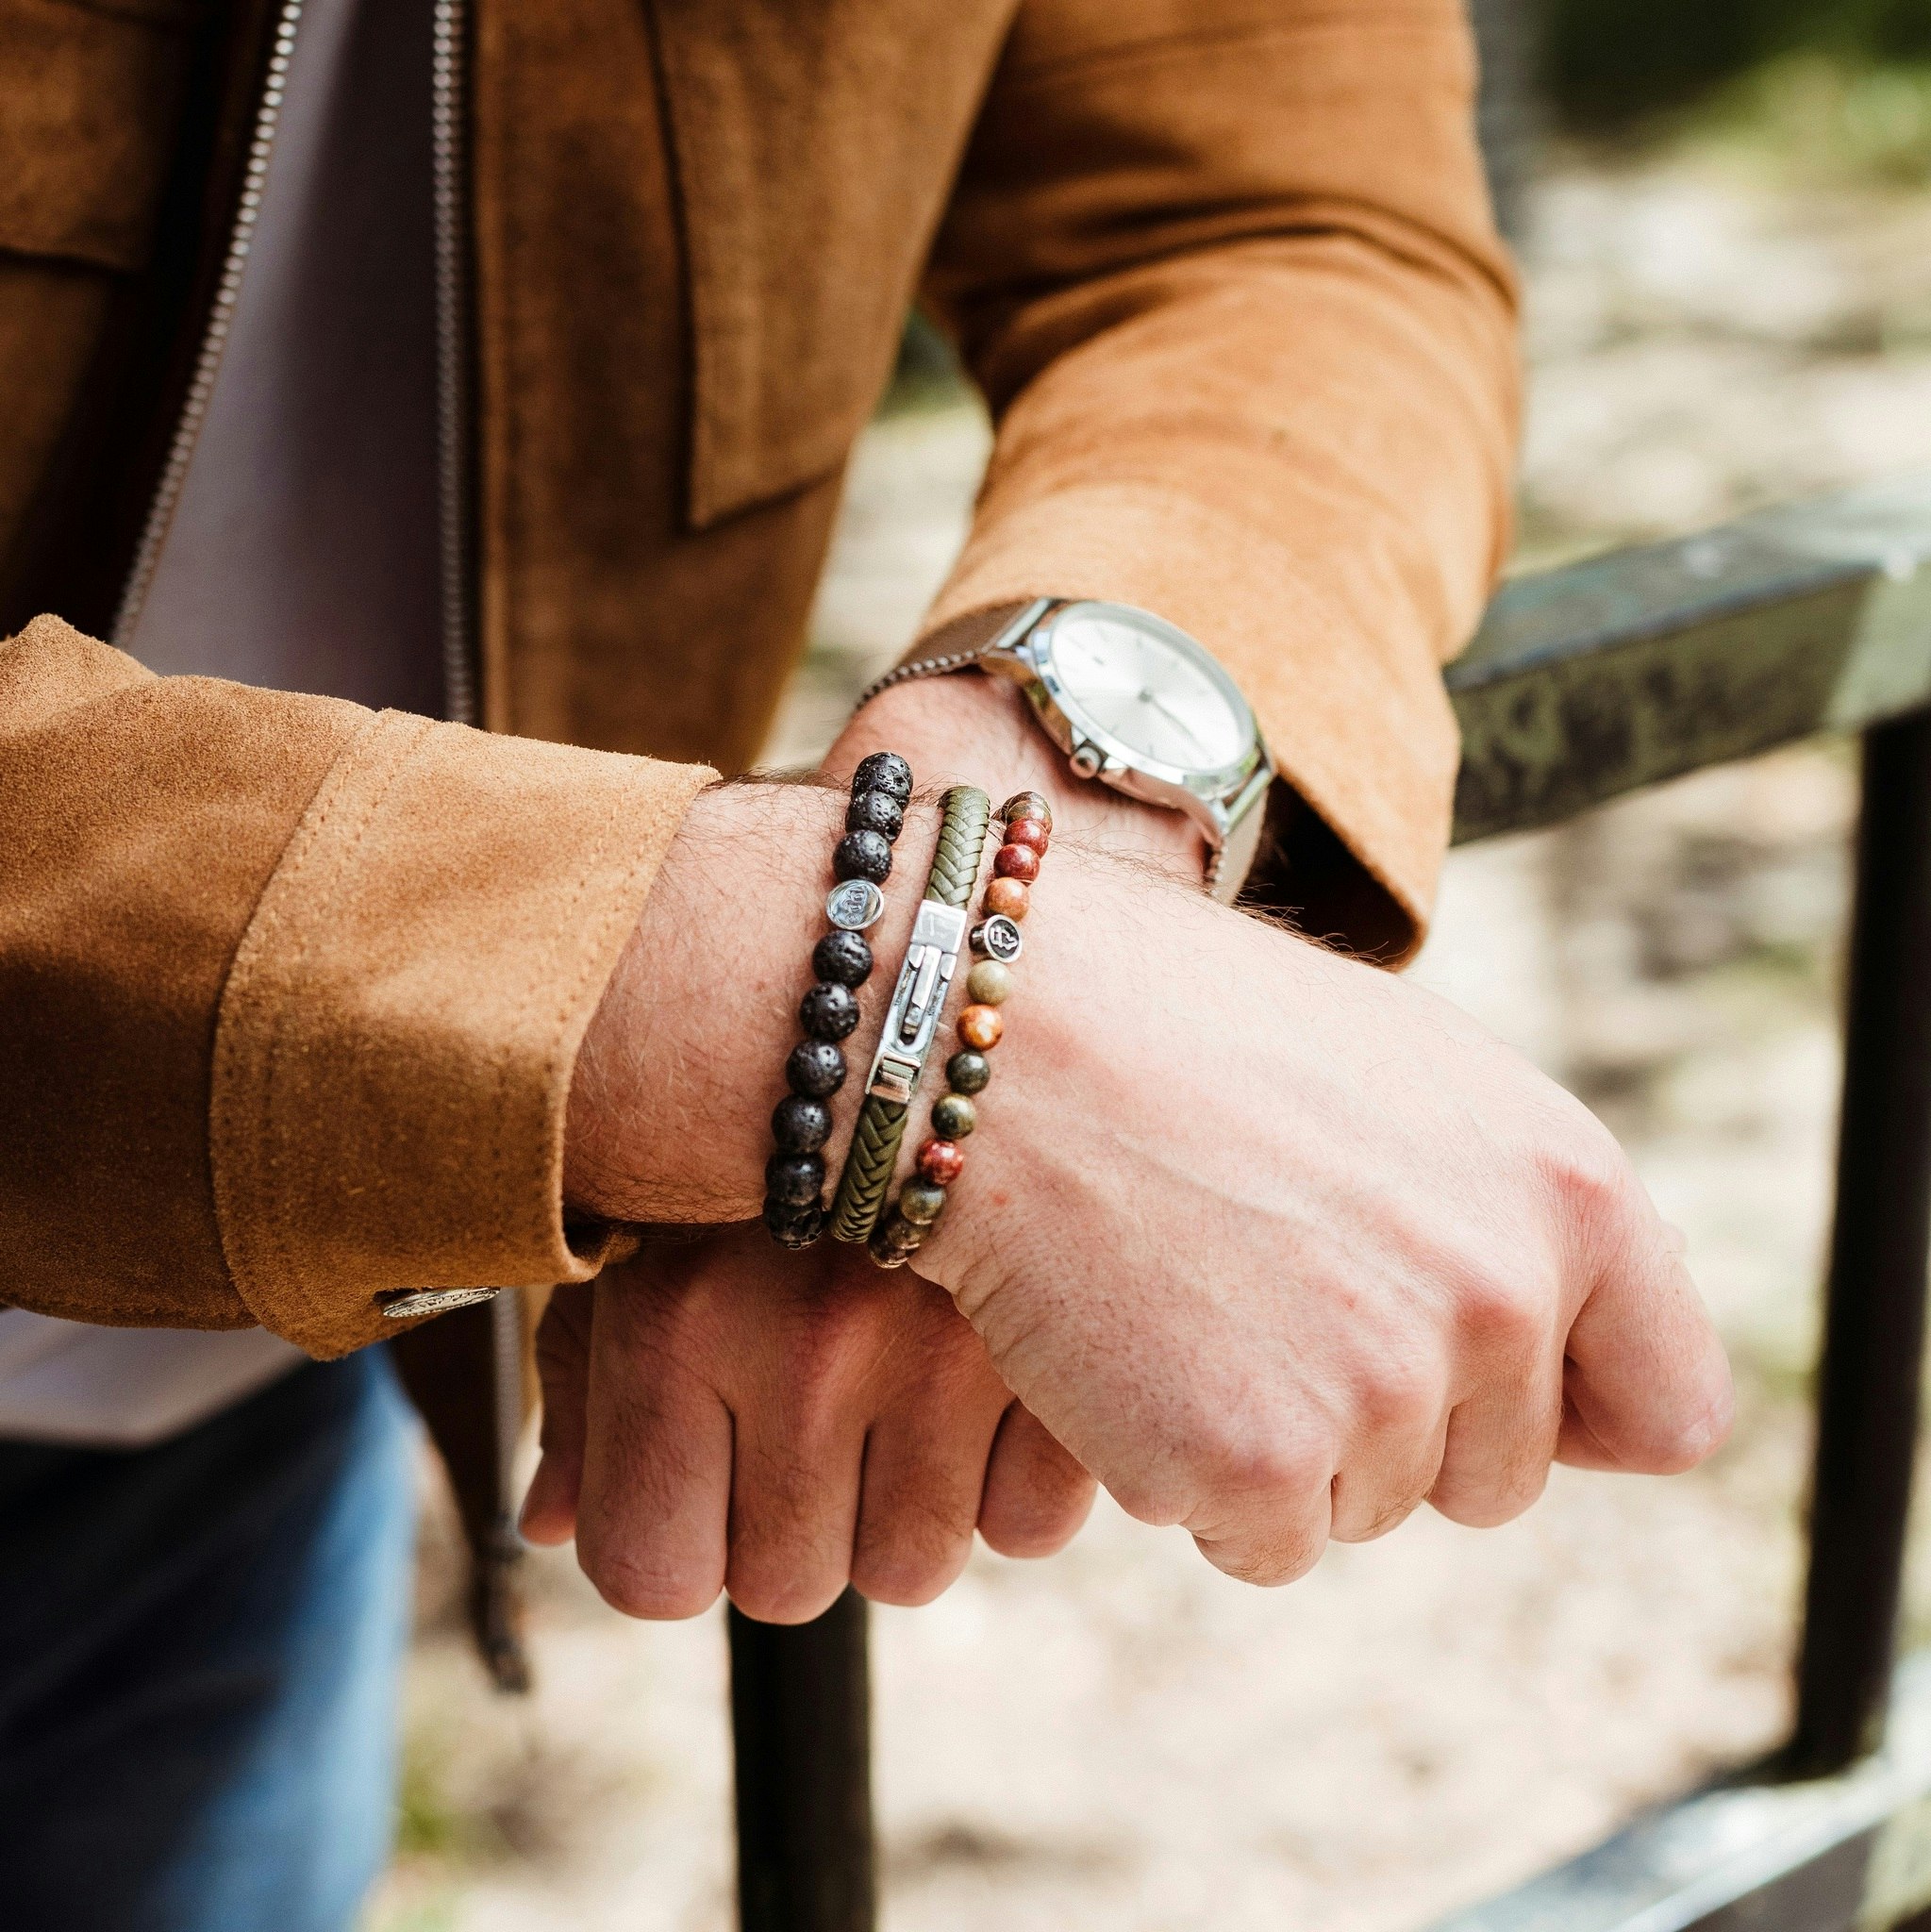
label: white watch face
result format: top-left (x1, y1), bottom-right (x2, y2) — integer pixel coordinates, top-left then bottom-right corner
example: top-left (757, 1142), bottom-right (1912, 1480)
top-left (1040, 603), bottom-right (1255, 780)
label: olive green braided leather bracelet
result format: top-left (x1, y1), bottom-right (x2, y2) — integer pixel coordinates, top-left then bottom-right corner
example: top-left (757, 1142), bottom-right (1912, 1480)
top-left (827, 784), bottom-right (991, 1243)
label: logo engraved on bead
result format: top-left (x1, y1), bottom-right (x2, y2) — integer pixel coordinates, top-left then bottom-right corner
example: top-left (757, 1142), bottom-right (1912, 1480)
top-left (826, 879), bottom-right (886, 930)
top-left (971, 914), bottom-right (1024, 964)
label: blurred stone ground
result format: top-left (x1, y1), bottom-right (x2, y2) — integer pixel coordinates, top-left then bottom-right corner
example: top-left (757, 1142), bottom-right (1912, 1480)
top-left (369, 132), bottom-right (1931, 1932)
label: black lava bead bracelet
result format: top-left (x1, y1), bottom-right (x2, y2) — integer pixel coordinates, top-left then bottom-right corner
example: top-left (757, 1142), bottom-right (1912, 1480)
top-left (763, 752), bottom-right (916, 1248)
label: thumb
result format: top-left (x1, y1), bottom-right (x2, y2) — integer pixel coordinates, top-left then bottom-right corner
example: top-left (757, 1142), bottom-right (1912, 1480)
top-left (1558, 1199), bottom-right (1733, 1474)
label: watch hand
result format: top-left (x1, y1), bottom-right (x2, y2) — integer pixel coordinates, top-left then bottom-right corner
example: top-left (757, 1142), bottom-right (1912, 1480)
top-left (1140, 689), bottom-right (1210, 760)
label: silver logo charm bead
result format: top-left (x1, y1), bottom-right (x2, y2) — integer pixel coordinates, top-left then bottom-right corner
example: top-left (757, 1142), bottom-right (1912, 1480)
top-left (970, 914), bottom-right (1024, 964)
top-left (377, 1286), bottom-right (502, 1320)
top-left (825, 878), bottom-right (886, 930)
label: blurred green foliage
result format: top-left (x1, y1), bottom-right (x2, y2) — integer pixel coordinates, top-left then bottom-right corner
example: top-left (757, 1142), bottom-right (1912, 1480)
top-left (1544, 0), bottom-right (1931, 125)
top-left (1709, 56), bottom-right (1931, 184)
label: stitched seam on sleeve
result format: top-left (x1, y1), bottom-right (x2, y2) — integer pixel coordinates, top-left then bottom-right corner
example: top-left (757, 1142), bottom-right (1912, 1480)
top-left (488, 768), bottom-right (676, 1274)
top-left (211, 710), bottom-right (429, 1325)
top-left (253, 718), bottom-right (430, 1304)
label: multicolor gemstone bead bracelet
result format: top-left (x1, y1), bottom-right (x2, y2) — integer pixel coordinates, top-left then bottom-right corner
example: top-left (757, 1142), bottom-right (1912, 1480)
top-left (828, 784), bottom-right (993, 1244)
top-left (762, 752), bottom-right (915, 1248)
top-left (868, 789), bottom-right (1052, 1268)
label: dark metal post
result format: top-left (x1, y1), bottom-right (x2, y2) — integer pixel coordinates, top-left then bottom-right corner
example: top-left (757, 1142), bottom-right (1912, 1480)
top-left (729, 1591), bottom-right (875, 1932)
top-left (1789, 712), bottom-right (1931, 1774)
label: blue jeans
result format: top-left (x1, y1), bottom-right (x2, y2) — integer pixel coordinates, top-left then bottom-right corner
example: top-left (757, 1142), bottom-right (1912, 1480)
top-left (0, 1346), bottom-right (418, 1932)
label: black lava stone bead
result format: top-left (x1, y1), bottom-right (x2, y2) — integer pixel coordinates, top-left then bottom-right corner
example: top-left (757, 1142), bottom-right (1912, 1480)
top-left (812, 929), bottom-right (874, 988)
top-left (765, 1151), bottom-right (825, 1207)
top-left (852, 751), bottom-right (914, 807)
top-left (945, 1050), bottom-right (991, 1095)
top-left (765, 1198), bottom-right (827, 1249)
top-left (786, 1040), bottom-right (847, 1099)
top-left (772, 1094), bottom-right (833, 1154)
top-left (845, 789), bottom-right (906, 842)
top-left (832, 828), bottom-right (892, 884)
top-left (799, 980), bottom-right (859, 1042)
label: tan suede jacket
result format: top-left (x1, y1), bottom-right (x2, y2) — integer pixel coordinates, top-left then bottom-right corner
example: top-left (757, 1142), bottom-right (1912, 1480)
top-left (1, 0), bottom-right (1517, 1358)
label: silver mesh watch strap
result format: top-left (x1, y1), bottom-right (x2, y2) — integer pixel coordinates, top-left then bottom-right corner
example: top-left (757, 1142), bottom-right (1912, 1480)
top-left (855, 600), bottom-right (1055, 710)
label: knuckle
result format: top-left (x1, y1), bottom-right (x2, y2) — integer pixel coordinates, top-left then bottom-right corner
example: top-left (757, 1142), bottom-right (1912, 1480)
top-left (1210, 1423), bottom-right (1330, 1503)
top-left (853, 1493), bottom-right (974, 1606)
top-left (728, 1572), bottom-right (847, 1626)
top-left (980, 1485), bottom-right (1094, 1559)
top-left (1197, 1521), bottom-right (1325, 1587)
top-left (1352, 1349), bottom-right (1438, 1435)
top-left (1107, 1470), bottom-right (1191, 1527)
top-left (1539, 1121), bottom-right (1638, 1239)
top-left (1431, 1457), bottom-right (1550, 1529)
top-left (586, 1551), bottom-right (717, 1623)
top-left (852, 1544), bottom-right (966, 1608)
top-left (1457, 1273), bottom-right (1546, 1359)
top-left (1336, 1489), bottom-right (1427, 1544)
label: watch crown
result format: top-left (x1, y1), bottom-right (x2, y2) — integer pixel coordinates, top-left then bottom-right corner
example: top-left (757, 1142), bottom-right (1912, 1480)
top-left (1068, 741), bottom-right (1103, 780)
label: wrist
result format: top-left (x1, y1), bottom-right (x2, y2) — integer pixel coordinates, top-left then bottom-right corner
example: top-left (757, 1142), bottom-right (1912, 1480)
top-left (826, 671), bottom-right (1207, 884)
top-left (563, 779), bottom-right (945, 1225)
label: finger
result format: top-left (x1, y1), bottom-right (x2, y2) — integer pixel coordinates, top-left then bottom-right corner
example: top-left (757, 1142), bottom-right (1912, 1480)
top-left (521, 1284), bottom-right (593, 1545)
top-left (1326, 1348), bottom-right (1454, 1543)
top-left (1554, 1390), bottom-right (1627, 1470)
top-left (724, 1378), bottom-right (870, 1627)
top-left (978, 1403), bottom-right (1097, 1558)
top-left (851, 1330), bottom-right (1010, 1605)
top-left (1427, 1357), bottom-right (1564, 1528)
top-left (1183, 1438), bottom-right (1336, 1586)
top-left (574, 1276), bottom-right (734, 1621)
top-left (1329, 1411), bottom-right (1450, 1543)
top-left (1562, 1204), bottom-right (1733, 1474)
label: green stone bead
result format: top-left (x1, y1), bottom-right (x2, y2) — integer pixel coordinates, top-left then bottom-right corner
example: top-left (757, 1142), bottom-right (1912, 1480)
top-left (868, 1212), bottom-right (924, 1269)
top-left (898, 1180), bottom-right (949, 1225)
top-left (966, 959), bottom-right (1014, 1006)
top-left (946, 1051), bottom-right (991, 1095)
top-left (931, 1091), bottom-right (977, 1140)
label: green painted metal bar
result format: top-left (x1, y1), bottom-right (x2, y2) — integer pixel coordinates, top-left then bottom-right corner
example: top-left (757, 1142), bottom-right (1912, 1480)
top-left (1450, 473), bottom-right (1931, 843)
top-left (1427, 476), bottom-right (1931, 1932)
top-left (1424, 1658), bottom-right (1931, 1932)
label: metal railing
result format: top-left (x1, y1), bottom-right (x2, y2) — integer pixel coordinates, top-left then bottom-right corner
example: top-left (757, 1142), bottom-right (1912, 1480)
top-left (726, 471), bottom-right (1931, 1932)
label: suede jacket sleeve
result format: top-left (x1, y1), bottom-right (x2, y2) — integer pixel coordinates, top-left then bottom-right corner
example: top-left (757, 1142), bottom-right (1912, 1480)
top-left (0, 615), bottom-right (712, 1355)
top-left (920, 0), bottom-right (1521, 958)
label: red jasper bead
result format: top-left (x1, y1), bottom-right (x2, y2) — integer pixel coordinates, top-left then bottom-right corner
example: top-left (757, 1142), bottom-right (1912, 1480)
top-left (993, 842), bottom-right (1040, 882)
top-left (985, 877), bottom-right (1029, 920)
top-left (1000, 791), bottom-right (1054, 834)
top-left (918, 1139), bottom-right (965, 1186)
top-left (957, 1004), bottom-right (1004, 1050)
top-left (1004, 818), bottom-right (1049, 856)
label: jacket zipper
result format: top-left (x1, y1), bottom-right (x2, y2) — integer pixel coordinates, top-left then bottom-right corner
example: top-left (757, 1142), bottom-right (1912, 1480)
top-left (433, 0), bottom-right (525, 1582)
top-left (109, 0), bottom-right (524, 1654)
top-left (431, 0), bottom-right (479, 730)
top-left (111, 0), bottom-right (308, 647)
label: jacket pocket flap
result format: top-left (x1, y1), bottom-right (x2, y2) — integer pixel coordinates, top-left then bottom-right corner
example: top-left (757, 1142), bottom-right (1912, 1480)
top-left (0, 0), bottom-right (204, 273)
top-left (653, 0), bottom-right (1009, 527)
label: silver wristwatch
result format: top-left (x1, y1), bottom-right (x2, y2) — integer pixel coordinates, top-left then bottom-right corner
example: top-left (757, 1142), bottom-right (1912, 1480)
top-left (860, 598), bottom-right (1274, 902)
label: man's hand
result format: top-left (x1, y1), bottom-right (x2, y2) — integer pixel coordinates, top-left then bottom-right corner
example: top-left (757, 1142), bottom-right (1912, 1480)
top-left (905, 847), bottom-right (1731, 1582)
top-left (521, 1225), bottom-right (1096, 1623)
top-left (562, 672), bottom-right (1731, 1598)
